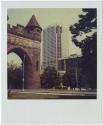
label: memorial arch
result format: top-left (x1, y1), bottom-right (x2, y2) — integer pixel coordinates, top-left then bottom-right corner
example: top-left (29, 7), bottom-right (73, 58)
top-left (7, 15), bottom-right (42, 89)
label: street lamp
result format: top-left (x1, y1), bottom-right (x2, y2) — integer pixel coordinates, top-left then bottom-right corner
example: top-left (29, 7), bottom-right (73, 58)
top-left (22, 54), bottom-right (25, 91)
top-left (75, 57), bottom-right (78, 89)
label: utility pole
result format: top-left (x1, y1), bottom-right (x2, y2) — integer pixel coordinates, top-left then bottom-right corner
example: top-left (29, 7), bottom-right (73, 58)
top-left (56, 31), bottom-right (58, 71)
top-left (64, 59), bottom-right (66, 71)
top-left (75, 57), bottom-right (78, 89)
top-left (22, 54), bottom-right (25, 91)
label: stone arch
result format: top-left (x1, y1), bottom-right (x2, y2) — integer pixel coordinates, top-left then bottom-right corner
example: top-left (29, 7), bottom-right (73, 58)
top-left (8, 47), bottom-right (32, 89)
top-left (8, 47), bottom-right (32, 65)
top-left (7, 14), bottom-right (42, 90)
top-left (7, 46), bottom-right (41, 89)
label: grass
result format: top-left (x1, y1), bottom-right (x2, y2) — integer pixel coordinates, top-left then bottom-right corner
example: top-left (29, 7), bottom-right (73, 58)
top-left (8, 91), bottom-right (96, 99)
top-left (8, 92), bottom-right (59, 99)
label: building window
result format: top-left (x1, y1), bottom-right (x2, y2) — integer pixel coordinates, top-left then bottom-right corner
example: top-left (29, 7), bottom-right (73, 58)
top-left (36, 61), bottom-right (39, 71)
top-left (37, 29), bottom-right (40, 33)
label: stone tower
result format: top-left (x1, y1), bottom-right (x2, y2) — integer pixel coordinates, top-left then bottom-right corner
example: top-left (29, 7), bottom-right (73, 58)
top-left (25, 15), bottom-right (42, 42)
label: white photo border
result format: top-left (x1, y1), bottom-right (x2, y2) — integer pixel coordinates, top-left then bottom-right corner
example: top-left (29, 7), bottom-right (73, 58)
top-left (1, 1), bottom-right (103, 124)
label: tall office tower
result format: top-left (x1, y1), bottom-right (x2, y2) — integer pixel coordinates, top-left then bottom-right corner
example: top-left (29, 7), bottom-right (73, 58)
top-left (42, 25), bottom-right (62, 71)
top-left (56, 25), bottom-right (62, 58)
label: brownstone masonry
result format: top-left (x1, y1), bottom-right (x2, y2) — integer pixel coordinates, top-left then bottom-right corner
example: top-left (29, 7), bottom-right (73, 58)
top-left (7, 15), bottom-right (42, 89)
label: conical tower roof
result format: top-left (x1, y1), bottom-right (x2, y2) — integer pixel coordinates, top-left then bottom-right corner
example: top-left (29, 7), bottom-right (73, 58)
top-left (25, 15), bottom-right (41, 29)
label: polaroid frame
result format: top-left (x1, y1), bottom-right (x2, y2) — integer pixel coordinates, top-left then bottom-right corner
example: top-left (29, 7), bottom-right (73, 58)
top-left (1, 1), bottom-right (103, 124)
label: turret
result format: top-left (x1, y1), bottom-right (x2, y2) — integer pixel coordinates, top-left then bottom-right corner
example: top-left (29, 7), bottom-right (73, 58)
top-left (25, 15), bottom-right (42, 42)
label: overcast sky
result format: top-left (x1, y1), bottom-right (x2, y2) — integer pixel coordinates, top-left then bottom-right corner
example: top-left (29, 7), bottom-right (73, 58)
top-left (8, 8), bottom-right (82, 66)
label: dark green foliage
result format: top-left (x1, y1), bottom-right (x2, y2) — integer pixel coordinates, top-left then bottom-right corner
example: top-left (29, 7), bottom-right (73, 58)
top-left (41, 67), bottom-right (61, 89)
top-left (62, 70), bottom-right (81, 89)
top-left (70, 9), bottom-right (96, 37)
top-left (8, 63), bottom-right (23, 89)
top-left (62, 72), bottom-right (70, 88)
top-left (69, 9), bottom-right (97, 89)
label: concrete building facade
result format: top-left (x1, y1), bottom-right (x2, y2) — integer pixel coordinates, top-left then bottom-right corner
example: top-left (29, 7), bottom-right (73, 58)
top-left (42, 25), bottom-right (62, 71)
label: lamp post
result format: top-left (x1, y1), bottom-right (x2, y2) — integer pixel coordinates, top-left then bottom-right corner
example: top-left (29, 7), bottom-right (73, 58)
top-left (75, 57), bottom-right (78, 89)
top-left (22, 54), bottom-right (25, 91)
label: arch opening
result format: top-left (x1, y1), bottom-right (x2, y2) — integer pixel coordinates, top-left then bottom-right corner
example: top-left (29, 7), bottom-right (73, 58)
top-left (7, 47), bottom-right (32, 90)
top-left (8, 47), bottom-right (32, 65)
top-left (8, 52), bottom-right (23, 89)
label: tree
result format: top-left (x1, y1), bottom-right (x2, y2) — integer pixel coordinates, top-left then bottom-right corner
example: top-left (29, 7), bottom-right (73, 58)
top-left (69, 9), bottom-right (97, 89)
top-left (41, 67), bottom-right (61, 89)
top-left (8, 63), bottom-right (23, 90)
top-left (62, 72), bottom-right (70, 88)
top-left (62, 71), bottom-right (77, 90)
